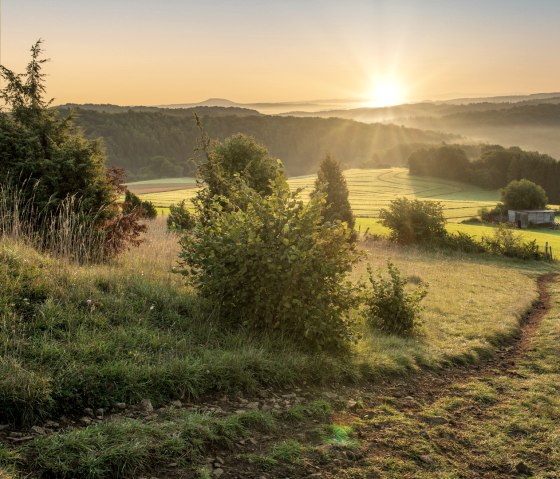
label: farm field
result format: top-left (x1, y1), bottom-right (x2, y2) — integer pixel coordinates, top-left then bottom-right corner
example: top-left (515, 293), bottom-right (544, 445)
top-left (130, 168), bottom-right (500, 221)
top-left (130, 168), bottom-right (560, 254)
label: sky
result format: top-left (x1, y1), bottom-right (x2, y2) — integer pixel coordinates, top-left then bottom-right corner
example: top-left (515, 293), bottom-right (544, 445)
top-left (1, 0), bottom-right (560, 106)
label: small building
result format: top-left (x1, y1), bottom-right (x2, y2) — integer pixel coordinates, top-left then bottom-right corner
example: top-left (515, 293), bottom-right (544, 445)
top-left (508, 209), bottom-right (555, 229)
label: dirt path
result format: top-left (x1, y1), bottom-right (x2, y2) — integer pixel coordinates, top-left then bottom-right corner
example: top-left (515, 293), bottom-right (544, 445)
top-left (231, 273), bottom-right (558, 479)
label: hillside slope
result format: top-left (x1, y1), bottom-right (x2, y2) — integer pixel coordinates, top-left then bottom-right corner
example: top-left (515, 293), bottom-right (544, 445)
top-left (59, 106), bottom-right (455, 180)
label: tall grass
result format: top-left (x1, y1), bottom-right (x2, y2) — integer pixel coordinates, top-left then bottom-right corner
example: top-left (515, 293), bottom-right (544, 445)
top-left (0, 180), bottom-right (108, 263)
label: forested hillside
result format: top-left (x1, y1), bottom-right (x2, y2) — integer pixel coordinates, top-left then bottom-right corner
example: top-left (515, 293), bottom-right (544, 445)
top-left (58, 106), bottom-right (455, 180)
top-left (285, 101), bottom-right (560, 160)
top-left (409, 144), bottom-right (560, 203)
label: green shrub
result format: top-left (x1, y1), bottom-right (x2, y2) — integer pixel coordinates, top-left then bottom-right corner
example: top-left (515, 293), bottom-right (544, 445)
top-left (362, 262), bottom-right (427, 336)
top-left (379, 197), bottom-right (446, 244)
top-left (167, 200), bottom-right (195, 232)
top-left (439, 232), bottom-right (487, 254)
top-left (1, 43), bottom-right (146, 260)
top-left (179, 176), bottom-right (359, 352)
top-left (0, 42), bottom-right (117, 225)
top-left (196, 132), bottom-right (283, 199)
top-left (312, 155), bottom-right (355, 239)
top-left (123, 191), bottom-right (157, 219)
top-left (481, 224), bottom-right (543, 260)
top-left (479, 204), bottom-right (507, 223)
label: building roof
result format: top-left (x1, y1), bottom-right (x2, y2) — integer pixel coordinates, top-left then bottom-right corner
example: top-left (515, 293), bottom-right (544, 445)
top-left (508, 210), bottom-right (554, 213)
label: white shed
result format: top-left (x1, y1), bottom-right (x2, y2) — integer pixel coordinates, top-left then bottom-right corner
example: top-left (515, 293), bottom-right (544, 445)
top-left (508, 210), bottom-right (555, 229)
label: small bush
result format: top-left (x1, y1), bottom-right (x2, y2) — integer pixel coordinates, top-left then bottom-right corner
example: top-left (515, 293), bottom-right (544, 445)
top-left (439, 231), bottom-right (487, 254)
top-left (479, 204), bottom-right (507, 223)
top-left (167, 200), bottom-right (195, 232)
top-left (123, 191), bottom-right (157, 219)
top-left (481, 224), bottom-right (543, 260)
top-left (362, 262), bottom-right (427, 336)
top-left (379, 197), bottom-right (446, 245)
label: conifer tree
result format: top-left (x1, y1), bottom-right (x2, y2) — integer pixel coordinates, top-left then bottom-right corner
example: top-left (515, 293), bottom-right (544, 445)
top-left (313, 156), bottom-right (355, 238)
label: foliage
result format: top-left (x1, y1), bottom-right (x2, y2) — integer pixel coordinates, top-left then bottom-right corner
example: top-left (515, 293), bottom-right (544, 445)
top-left (379, 197), bottom-right (447, 244)
top-left (0, 41), bottom-right (115, 222)
top-left (313, 155), bottom-right (355, 239)
top-left (179, 177), bottom-right (359, 352)
top-left (408, 145), bottom-right (471, 182)
top-left (123, 191), bottom-right (158, 219)
top-left (201, 133), bottom-right (282, 196)
top-left (500, 179), bottom-right (548, 211)
top-left (362, 262), bottom-right (427, 336)
top-left (481, 223), bottom-right (543, 260)
top-left (194, 131), bottom-right (285, 222)
top-left (479, 204), bottom-right (507, 223)
top-left (58, 106), bottom-right (451, 180)
top-left (0, 42), bottom-right (145, 260)
top-left (409, 143), bottom-right (560, 203)
top-left (439, 231), bottom-right (487, 254)
top-left (167, 200), bottom-right (195, 232)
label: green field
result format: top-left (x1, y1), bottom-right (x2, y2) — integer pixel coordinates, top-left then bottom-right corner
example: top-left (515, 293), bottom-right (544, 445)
top-left (130, 168), bottom-right (560, 255)
top-left (130, 168), bottom-right (500, 220)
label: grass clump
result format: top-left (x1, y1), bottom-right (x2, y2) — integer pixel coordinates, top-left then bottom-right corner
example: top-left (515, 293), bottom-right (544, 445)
top-left (283, 400), bottom-right (332, 422)
top-left (0, 444), bottom-right (20, 479)
top-left (27, 410), bottom-right (275, 478)
top-left (243, 440), bottom-right (303, 469)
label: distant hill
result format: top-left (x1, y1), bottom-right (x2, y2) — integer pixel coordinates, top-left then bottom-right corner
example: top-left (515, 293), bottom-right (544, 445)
top-left (158, 97), bottom-right (369, 114)
top-left (441, 92), bottom-right (560, 105)
top-left (57, 103), bottom-right (261, 117)
top-left (58, 105), bottom-right (456, 181)
top-left (281, 100), bottom-right (560, 159)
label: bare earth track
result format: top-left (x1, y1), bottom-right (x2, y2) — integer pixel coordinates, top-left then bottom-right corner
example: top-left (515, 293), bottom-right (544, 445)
top-left (224, 274), bottom-right (559, 479)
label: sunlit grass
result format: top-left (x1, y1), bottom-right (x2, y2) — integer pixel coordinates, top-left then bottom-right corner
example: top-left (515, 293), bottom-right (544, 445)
top-left (352, 241), bottom-right (545, 372)
top-left (356, 217), bottom-right (560, 257)
top-left (131, 168), bottom-right (559, 252)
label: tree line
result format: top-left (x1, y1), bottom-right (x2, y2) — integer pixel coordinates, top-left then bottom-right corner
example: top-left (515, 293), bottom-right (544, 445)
top-left (60, 106), bottom-right (453, 181)
top-left (409, 144), bottom-right (560, 203)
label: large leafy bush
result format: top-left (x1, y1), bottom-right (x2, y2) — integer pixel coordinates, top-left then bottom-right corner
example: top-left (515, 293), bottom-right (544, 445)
top-left (500, 179), bottom-right (548, 211)
top-left (179, 177), bottom-right (359, 352)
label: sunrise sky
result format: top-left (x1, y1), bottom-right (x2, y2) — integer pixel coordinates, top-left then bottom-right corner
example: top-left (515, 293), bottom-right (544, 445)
top-left (1, 0), bottom-right (559, 106)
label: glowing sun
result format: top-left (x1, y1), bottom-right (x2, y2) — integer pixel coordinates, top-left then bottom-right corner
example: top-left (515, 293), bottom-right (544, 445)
top-left (367, 78), bottom-right (406, 107)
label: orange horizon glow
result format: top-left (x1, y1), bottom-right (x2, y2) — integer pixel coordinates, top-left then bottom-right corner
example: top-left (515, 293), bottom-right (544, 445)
top-left (2, 1), bottom-right (560, 106)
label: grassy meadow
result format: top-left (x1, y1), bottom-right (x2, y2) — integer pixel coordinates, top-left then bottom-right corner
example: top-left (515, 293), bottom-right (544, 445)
top-left (1, 217), bottom-right (554, 426)
top-left (1, 214), bottom-right (558, 477)
top-left (129, 168), bottom-right (560, 254)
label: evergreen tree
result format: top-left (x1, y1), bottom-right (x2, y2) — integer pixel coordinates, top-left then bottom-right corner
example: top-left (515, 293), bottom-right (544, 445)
top-left (313, 156), bottom-right (355, 237)
top-left (0, 40), bottom-right (116, 222)
top-left (0, 41), bottom-right (146, 258)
